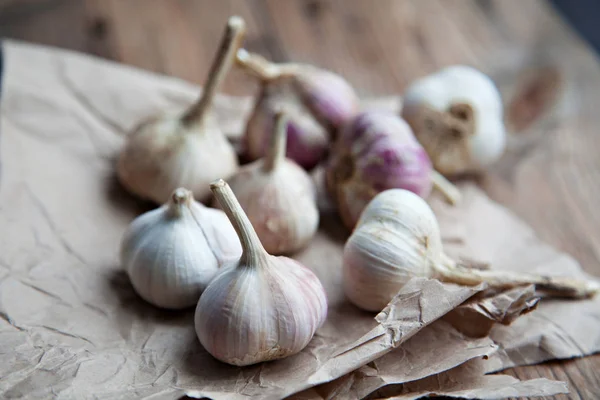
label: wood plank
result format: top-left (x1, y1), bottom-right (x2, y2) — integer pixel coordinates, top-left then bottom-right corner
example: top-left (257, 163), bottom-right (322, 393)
top-left (1, 1), bottom-right (599, 398)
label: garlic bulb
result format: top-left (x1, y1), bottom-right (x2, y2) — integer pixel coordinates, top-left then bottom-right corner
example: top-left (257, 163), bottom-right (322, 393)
top-left (121, 188), bottom-right (242, 309)
top-left (217, 111), bottom-right (319, 254)
top-left (195, 179), bottom-right (328, 366)
top-left (344, 189), bottom-right (599, 312)
top-left (117, 16), bottom-right (245, 204)
top-left (401, 65), bottom-right (506, 176)
top-left (326, 110), bottom-right (461, 230)
top-left (237, 49), bottom-right (360, 170)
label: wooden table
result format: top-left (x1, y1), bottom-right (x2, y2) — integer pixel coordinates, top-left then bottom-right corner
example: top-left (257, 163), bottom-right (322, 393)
top-left (2, 1), bottom-right (599, 399)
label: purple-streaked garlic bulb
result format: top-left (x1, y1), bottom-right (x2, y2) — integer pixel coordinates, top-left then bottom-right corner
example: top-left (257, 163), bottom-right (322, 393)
top-left (237, 49), bottom-right (360, 170)
top-left (326, 110), bottom-right (460, 230)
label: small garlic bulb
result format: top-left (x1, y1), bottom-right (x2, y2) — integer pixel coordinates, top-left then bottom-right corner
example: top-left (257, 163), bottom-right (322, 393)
top-left (121, 188), bottom-right (242, 309)
top-left (216, 111), bottom-right (319, 254)
top-left (401, 65), bottom-right (506, 176)
top-left (237, 49), bottom-right (360, 170)
top-left (326, 111), bottom-right (460, 230)
top-left (344, 189), bottom-right (599, 312)
top-left (117, 17), bottom-right (245, 203)
top-left (195, 179), bottom-right (327, 366)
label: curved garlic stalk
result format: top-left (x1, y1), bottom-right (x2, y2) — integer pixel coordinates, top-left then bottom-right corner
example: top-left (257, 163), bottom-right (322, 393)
top-left (121, 188), bottom-right (242, 309)
top-left (236, 49), bottom-right (360, 170)
top-left (117, 16), bottom-right (245, 204)
top-left (435, 256), bottom-right (599, 299)
top-left (195, 180), bottom-right (328, 366)
top-left (344, 189), bottom-right (598, 311)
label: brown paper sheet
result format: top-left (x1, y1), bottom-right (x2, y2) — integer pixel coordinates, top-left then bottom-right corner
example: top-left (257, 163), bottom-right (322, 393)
top-left (289, 320), bottom-right (497, 400)
top-left (367, 358), bottom-right (568, 400)
top-left (0, 40), bottom-right (596, 399)
top-left (443, 285), bottom-right (540, 338)
top-left (0, 41), bottom-right (480, 400)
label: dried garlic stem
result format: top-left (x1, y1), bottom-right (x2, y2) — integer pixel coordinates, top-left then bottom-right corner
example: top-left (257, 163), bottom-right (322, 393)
top-left (263, 112), bottom-right (288, 172)
top-left (182, 16), bottom-right (246, 127)
top-left (431, 170), bottom-right (461, 205)
top-left (434, 256), bottom-right (599, 299)
top-left (210, 179), bottom-right (267, 264)
top-left (236, 49), bottom-right (303, 81)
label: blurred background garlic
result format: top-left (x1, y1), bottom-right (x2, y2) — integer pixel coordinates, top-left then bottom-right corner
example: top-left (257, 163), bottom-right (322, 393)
top-left (121, 188), bottom-right (241, 309)
top-left (401, 65), bottom-right (506, 176)
top-left (196, 180), bottom-right (327, 366)
top-left (326, 110), bottom-right (460, 230)
top-left (236, 49), bottom-right (360, 170)
top-left (216, 112), bottom-right (319, 254)
top-left (344, 189), bottom-right (598, 312)
top-left (116, 16), bottom-right (245, 204)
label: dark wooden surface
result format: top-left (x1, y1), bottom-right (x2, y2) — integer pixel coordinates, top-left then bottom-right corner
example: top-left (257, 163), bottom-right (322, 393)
top-left (1, 1), bottom-right (600, 399)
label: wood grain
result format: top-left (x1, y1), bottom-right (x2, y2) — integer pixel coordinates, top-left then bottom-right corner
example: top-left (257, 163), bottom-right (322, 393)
top-left (1, 0), bottom-right (599, 399)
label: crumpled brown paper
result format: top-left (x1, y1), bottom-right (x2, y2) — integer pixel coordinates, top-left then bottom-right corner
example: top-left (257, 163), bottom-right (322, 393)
top-left (0, 40), bottom-right (596, 399)
top-left (0, 41), bottom-right (480, 400)
top-left (366, 358), bottom-right (568, 400)
top-left (289, 320), bottom-right (498, 400)
top-left (443, 285), bottom-right (540, 338)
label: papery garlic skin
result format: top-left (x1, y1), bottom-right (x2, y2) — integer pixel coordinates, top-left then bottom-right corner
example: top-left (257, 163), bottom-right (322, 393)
top-left (402, 65), bottom-right (506, 176)
top-left (117, 115), bottom-right (238, 204)
top-left (196, 180), bottom-right (327, 366)
top-left (196, 255), bottom-right (327, 366)
top-left (121, 188), bottom-right (241, 309)
top-left (343, 189), bottom-right (441, 311)
top-left (326, 111), bottom-right (433, 229)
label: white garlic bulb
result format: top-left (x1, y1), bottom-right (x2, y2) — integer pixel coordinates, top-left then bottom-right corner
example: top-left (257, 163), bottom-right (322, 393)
top-left (121, 188), bottom-right (242, 309)
top-left (217, 111), bottom-right (319, 255)
top-left (117, 17), bottom-right (245, 204)
top-left (344, 189), bottom-right (599, 312)
top-left (401, 65), bottom-right (506, 176)
top-left (195, 179), bottom-right (327, 366)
